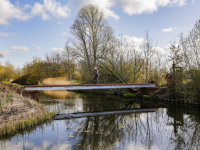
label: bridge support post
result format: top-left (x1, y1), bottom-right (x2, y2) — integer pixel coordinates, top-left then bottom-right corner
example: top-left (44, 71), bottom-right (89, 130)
top-left (26, 91), bottom-right (39, 102)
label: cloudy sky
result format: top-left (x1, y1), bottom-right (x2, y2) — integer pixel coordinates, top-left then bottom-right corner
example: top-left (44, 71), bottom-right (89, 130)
top-left (0, 0), bottom-right (199, 68)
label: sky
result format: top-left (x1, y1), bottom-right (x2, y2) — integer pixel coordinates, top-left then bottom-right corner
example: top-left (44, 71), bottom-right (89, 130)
top-left (0, 0), bottom-right (200, 68)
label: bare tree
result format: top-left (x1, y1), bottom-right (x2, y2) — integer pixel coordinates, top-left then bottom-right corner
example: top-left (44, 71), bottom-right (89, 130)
top-left (141, 30), bottom-right (157, 83)
top-left (62, 42), bottom-right (74, 80)
top-left (70, 4), bottom-right (115, 74)
top-left (45, 51), bottom-right (62, 77)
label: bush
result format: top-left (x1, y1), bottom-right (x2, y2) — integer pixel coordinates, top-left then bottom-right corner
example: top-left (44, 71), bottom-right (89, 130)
top-left (11, 73), bottom-right (39, 85)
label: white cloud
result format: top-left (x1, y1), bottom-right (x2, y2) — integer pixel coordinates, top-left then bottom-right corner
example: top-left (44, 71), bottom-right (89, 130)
top-left (1, 50), bottom-right (11, 56)
top-left (0, 0), bottom-right (31, 25)
top-left (162, 28), bottom-right (174, 32)
top-left (123, 35), bottom-right (144, 47)
top-left (170, 0), bottom-right (187, 6)
top-left (24, 4), bottom-right (31, 9)
top-left (73, 0), bottom-right (120, 20)
top-left (73, 0), bottom-right (188, 18)
top-left (11, 46), bottom-right (30, 52)
top-left (102, 8), bottom-right (120, 20)
top-left (119, 0), bottom-right (159, 15)
top-left (0, 0), bottom-right (71, 25)
top-left (58, 21), bottom-right (63, 24)
top-left (0, 0), bottom-right (188, 26)
top-left (62, 32), bottom-right (67, 35)
top-left (31, 0), bottom-right (71, 20)
top-left (118, 0), bottom-right (187, 15)
top-left (0, 32), bottom-right (17, 37)
top-left (192, 0), bottom-right (196, 3)
top-left (34, 45), bottom-right (43, 50)
top-left (52, 47), bottom-right (64, 52)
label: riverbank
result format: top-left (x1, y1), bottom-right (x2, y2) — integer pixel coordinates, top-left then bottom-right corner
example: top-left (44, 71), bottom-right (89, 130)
top-left (149, 85), bottom-right (200, 106)
top-left (0, 83), bottom-right (54, 137)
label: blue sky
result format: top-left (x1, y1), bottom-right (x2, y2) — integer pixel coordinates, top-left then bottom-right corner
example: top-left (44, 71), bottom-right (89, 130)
top-left (0, 0), bottom-right (199, 68)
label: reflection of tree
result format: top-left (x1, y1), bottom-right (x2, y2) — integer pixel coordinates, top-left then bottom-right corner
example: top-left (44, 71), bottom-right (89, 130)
top-left (166, 105), bottom-right (200, 150)
top-left (40, 91), bottom-right (123, 114)
top-left (62, 105), bottom-right (200, 150)
top-left (64, 110), bottom-right (170, 150)
top-left (166, 105), bottom-right (184, 134)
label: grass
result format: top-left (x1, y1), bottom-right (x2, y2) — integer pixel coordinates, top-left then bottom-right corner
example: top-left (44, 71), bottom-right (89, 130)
top-left (2, 81), bottom-right (23, 87)
top-left (0, 92), bottom-right (17, 110)
top-left (0, 112), bottom-right (55, 136)
top-left (0, 89), bottom-right (55, 137)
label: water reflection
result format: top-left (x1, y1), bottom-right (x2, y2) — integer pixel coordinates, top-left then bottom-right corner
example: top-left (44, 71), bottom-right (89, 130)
top-left (1, 91), bottom-right (200, 150)
top-left (39, 91), bottom-right (125, 114)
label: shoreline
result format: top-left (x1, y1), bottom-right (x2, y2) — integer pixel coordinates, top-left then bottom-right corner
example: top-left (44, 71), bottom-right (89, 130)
top-left (0, 83), bottom-right (54, 137)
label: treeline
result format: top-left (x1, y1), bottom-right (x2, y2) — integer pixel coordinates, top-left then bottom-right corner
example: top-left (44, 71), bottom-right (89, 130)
top-left (12, 51), bottom-right (75, 85)
top-left (0, 61), bottom-right (21, 82)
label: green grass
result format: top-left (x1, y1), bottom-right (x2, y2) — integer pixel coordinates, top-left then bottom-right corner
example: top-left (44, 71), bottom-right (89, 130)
top-left (2, 81), bottom-right (23, 87)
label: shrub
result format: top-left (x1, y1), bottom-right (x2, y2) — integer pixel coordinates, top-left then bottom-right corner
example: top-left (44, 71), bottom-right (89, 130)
top-left (11, 73), bottom-right (38, 85)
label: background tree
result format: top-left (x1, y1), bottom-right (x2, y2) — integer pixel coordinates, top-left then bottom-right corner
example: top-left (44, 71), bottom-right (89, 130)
top-left (70, 4), bottom-right (115, 80)
top-left (141, 30), bottom-right (157, 83)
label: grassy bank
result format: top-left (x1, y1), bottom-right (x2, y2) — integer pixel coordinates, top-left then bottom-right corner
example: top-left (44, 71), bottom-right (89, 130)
top-left (0, 83), bottom-right (55, 137)
top-left (0, 112), bottom-right (54, 137)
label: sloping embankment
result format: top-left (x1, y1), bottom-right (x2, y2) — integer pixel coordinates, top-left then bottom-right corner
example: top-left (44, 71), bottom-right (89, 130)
top-left (0, 83), bottom-right (54, 137)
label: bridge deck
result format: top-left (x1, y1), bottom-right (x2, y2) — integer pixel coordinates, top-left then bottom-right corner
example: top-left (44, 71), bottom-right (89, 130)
top-left (24, 83), bottom-right (155, 91)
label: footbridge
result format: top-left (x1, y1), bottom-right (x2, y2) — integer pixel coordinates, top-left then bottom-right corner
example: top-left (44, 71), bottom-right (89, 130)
top-left (23, 83), bottom-right (158, 102)
top-left (24, 83), bottom-right (155, 91)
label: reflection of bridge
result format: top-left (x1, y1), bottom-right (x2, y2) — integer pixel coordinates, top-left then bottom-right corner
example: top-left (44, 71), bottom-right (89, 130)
top-left (24, 83), bottom-right (157, 101)
top-left (54, 109), bottom-right (156, 120)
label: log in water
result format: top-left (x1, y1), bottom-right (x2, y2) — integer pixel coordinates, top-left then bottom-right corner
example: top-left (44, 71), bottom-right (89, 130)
top-left (54, 109), bottom-right (156, 120)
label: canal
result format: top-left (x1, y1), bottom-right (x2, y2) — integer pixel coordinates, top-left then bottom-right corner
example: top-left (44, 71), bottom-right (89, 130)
top-left (0, 90), bottom-right (200, 150)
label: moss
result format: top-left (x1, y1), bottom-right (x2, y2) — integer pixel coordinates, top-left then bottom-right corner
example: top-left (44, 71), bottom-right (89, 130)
top-left (0, 112), bottom-right (55, 137)
top-left (123, 93), bottom-right (136, 99)
top-left (143, 95), bottom-right (151, 100)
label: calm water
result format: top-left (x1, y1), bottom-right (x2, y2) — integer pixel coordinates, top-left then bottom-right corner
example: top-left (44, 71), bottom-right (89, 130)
top-left (0, 91), bottom-right (200, 150)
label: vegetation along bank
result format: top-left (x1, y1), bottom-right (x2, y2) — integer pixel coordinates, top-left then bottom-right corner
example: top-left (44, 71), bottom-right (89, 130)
top-left (0, 83), bottom-right (54, 137)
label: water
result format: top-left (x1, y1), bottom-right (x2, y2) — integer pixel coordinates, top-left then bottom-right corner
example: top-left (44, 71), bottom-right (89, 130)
top-left (1, 91), bottom-right (200, 150)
